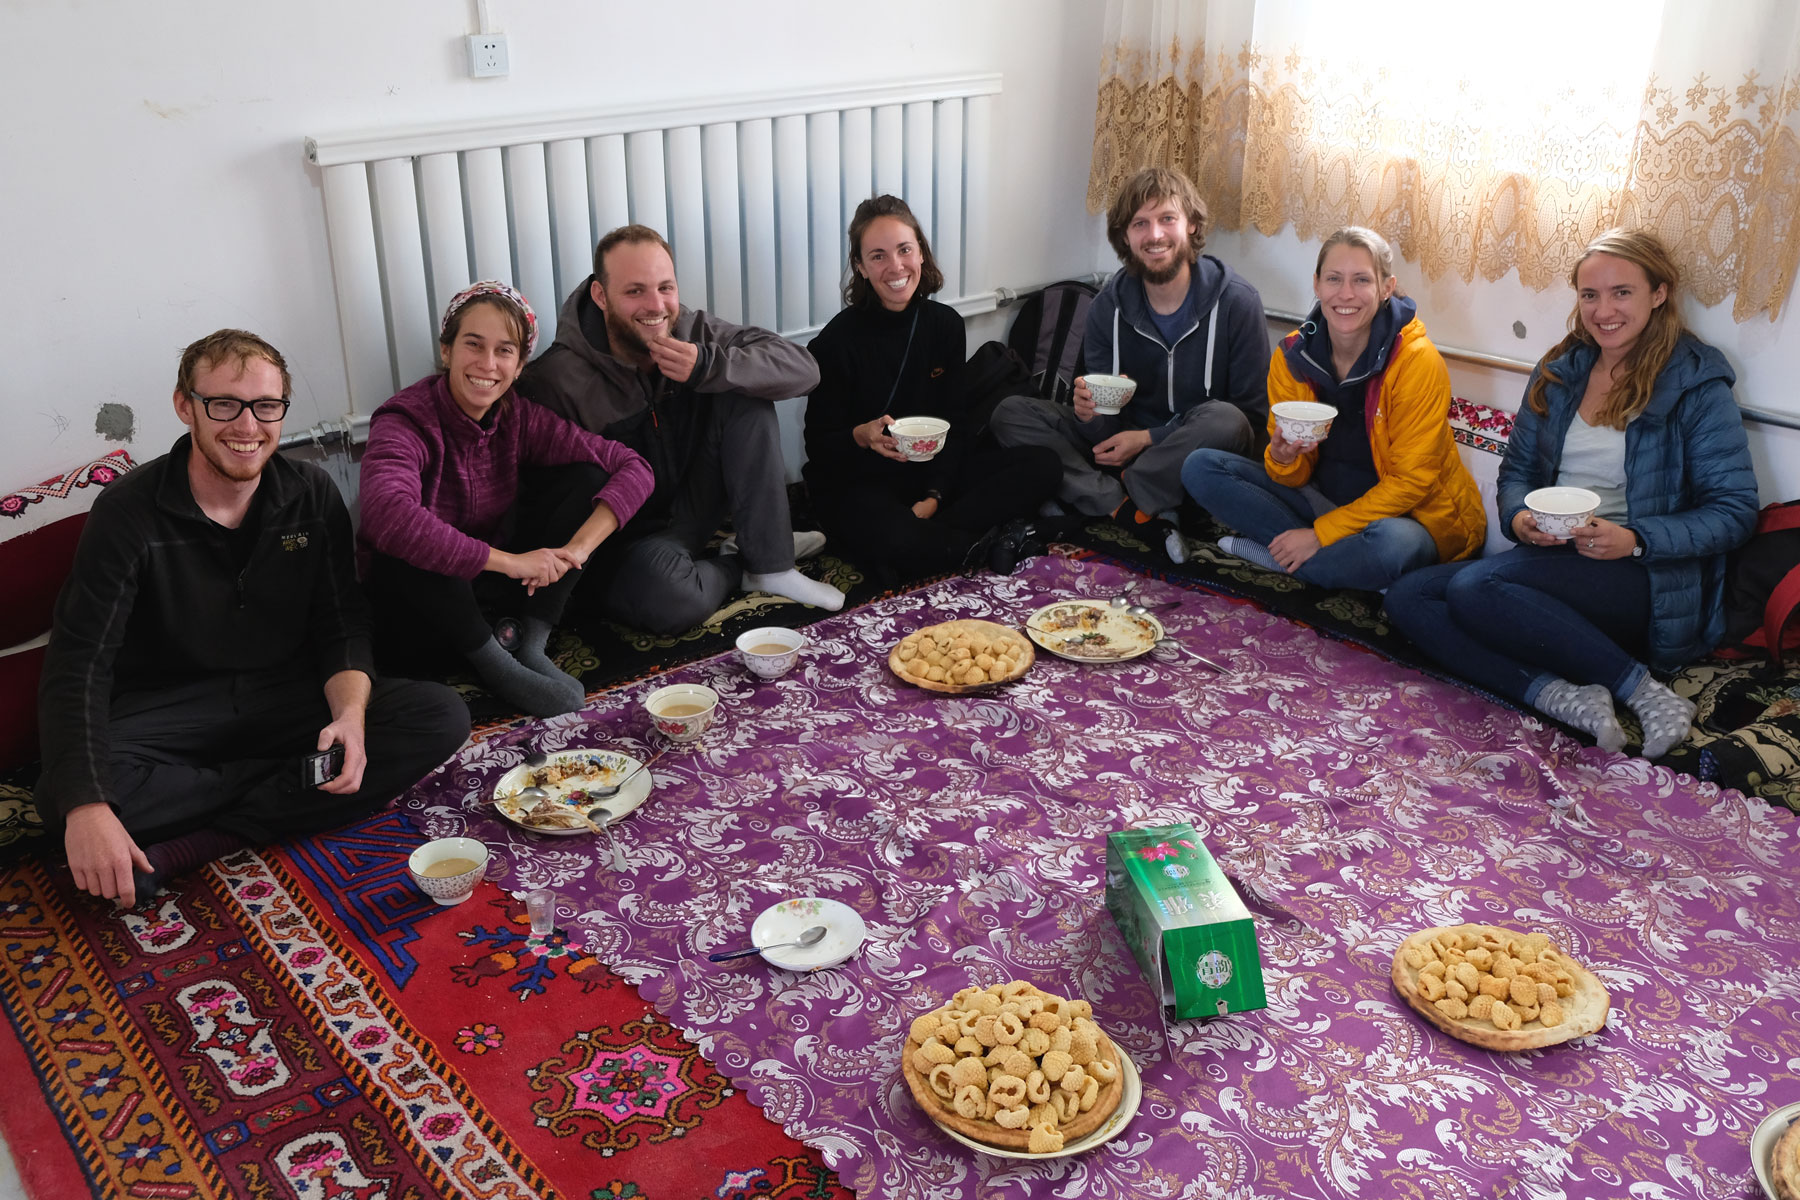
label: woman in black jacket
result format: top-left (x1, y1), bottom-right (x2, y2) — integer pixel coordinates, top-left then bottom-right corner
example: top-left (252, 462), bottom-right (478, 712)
top-left (804, 195), bottom-right (1059, 585)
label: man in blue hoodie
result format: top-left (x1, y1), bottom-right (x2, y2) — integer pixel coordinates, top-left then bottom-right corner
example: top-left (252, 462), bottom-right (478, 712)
top-left (990, 167), bottom-right (1269, 560)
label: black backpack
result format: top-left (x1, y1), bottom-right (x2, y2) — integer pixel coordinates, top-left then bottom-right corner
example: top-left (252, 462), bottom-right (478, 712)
top-left (1717, 499), bottom-right (1800, 667)
top-left (950, 340), bottom-right (1035, 439)
top-left (1005, 279), bottom-right (1099, 407)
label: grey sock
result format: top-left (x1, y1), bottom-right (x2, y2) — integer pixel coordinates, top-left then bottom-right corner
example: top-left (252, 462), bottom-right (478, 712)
top-left (1218, 536), bottom-right (1280, 572)
top-left (514, 615), bottom-right (561, 670)
top-left (1625, 675), bottom-right (1695, 759)
top-left (1534, 678), bottom-right (1628, 753)
top-left (469, 637), bottom-right (584, 717)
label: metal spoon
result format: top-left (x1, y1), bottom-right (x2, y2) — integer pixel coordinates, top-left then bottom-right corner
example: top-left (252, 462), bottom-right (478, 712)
top-left (587, 746), bottom-right (667, 798)
top-left (1128, 601), bottom-right (1183, 617)
top-left (708, 924), bottom-right (828, 962)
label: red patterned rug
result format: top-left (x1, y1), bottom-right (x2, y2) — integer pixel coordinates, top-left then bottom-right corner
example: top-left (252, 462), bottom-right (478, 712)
top-left (0, 808), bottom-right (851, 1199)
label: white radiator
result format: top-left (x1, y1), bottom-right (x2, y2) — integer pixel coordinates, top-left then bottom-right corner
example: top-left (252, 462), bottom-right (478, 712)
top-left (304, 75), bottom-right (1002, 416)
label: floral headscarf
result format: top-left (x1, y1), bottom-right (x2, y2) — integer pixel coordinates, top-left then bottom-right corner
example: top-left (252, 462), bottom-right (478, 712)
top-left (440, 280), bottom-right (538, 358)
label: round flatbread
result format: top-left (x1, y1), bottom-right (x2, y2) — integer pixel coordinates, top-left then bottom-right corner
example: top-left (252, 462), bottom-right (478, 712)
top-left (1391, 924), bottom-right (1609, 1052)
top-left (1775, 1113), bottom-right (1800, 1200)
top-left (888, 619), bottom-right (1034, 694)
top-left (899, 981), bottom-right (1123, 1153)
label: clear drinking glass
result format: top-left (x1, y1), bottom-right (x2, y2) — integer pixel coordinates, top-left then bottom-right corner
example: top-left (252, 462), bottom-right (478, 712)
top-left (525, 888), bottom-right (557, 936)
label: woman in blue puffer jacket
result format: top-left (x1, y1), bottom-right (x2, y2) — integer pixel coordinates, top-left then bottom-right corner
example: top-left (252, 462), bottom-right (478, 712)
top-left (1386, 229), bottom-right (1758, 759)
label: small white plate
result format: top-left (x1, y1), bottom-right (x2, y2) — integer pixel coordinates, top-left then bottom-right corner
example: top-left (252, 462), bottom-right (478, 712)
top-left (749, 897), bottom-right (867, 971)
top-left (1752, 1101), bottom-right (1800, 1199)
top-left (932, 1048), bottom-right (1143, 1159)
top-left (491, 749), bottom-right (652, 837)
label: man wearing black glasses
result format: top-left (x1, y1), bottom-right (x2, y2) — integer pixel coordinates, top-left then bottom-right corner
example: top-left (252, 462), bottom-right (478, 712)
top-left (36, 329), bottom-right (470, 910)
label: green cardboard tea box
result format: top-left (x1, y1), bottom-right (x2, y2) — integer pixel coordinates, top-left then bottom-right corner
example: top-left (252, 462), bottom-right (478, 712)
top-left (1106, 823), bottom-right (1267, 1019)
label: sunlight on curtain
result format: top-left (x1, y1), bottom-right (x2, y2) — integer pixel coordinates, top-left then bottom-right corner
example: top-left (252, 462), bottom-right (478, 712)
top-left (1090, 0), bottom-right (1800, 320)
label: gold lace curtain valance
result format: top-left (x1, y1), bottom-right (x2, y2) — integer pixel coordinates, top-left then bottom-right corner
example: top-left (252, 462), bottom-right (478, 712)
top-left (1088, 1), bottom-right (1800, 322)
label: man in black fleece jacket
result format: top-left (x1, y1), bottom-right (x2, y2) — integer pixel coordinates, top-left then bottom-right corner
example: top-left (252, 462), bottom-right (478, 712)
top-left (37, 330), bottom-right (469, 909)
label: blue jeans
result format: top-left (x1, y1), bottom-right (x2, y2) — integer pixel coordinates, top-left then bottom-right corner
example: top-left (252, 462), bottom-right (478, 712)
top-left (1384, 547), bottom-right (1653, 705)
top-left (1180, 449), bottom-right (1440, 591)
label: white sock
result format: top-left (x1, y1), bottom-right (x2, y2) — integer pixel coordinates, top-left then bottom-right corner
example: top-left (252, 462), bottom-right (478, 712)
top-left (1165, 529), bottom-right (1190, 564)
top-left (742, 568), bottom-right (844, 611)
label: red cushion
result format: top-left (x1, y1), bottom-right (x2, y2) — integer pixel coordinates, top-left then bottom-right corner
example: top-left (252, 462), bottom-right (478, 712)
top-left (0, 515), bottom-right (86, 647)
top-left (0, 643), bottom-right (44, 770)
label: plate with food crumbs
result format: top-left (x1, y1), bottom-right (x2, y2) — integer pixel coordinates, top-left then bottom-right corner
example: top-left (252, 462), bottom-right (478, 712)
top-left (1752, 1100), bottom-right (1800, 1200)
top-left (491, 749), bottom-right (652, 836)
top-left (1392, 923), bottom-right (1609, 1051)
top-left (900, 979), bottom-right (1141, 1157)
top-left (1024, 600), bottom-right (1163, 663)
top-left (889, 619), bottom-right (1035, 693)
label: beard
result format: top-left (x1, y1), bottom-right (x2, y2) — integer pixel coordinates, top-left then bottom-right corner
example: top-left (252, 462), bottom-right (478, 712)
top-left (1127, 240), bottom-right (1195, 285)
top-left (602, 303), bottom-right (650, 358)
top-left (190, 434), bottom-right (270, 485)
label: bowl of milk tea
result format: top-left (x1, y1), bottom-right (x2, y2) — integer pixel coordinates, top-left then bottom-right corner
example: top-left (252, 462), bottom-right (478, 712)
top-left (408, 837), bottom-right (490, 905)
top-left (736, 627), bottom-right (805, 679)
top-left (644, 683), bottom-right (720, 743)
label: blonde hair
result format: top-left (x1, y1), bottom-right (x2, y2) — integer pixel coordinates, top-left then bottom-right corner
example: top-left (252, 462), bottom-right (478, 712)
top-left (1315, 226), bottom-right (1397, 286)
top-left (1525, 229), bottom-right (1685, 429)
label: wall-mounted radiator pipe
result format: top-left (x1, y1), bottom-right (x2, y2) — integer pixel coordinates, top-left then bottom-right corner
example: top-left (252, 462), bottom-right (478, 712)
top-left (278, 413), bottom-right (371, 451)
top-left (1263, 307), bottom-right (1800, 432)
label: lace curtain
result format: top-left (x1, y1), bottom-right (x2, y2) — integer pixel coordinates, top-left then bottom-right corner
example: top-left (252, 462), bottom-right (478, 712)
top-left (1089, 0), bottom-right (1800, 321)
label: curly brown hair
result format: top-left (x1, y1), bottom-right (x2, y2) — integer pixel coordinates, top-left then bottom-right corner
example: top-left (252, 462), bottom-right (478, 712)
top-left (844, 194), bottom-right (944, 309)
top-left (1525, 229), bottom-right (1685, 430)
top-left (1105, 167), bottom-right (1209, 266)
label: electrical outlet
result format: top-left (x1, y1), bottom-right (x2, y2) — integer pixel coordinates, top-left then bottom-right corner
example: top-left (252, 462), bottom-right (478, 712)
top-left (467, 33), bottom-right (509, 78)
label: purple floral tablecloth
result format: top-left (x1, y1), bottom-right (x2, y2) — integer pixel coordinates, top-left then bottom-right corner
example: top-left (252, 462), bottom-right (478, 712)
top-left (403, 556), bottom-right (1800, 1199)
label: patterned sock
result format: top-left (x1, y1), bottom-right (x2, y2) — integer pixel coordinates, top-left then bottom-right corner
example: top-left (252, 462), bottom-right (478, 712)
top-left (1218, 536), bottom-right (1280, 572)
top-left (1625, 675), bottom-right (1696, 759)
top-left (470, 637), bottom-right (584, 717)
top-left (1533, 679), bottom-right (1628, 753)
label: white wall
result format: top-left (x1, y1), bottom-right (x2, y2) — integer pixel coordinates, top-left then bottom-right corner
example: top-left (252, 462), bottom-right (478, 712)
top-left (1211, 226), bottom-right (1800, 501)
top-left (0, 0), bottom-right (1108, 495)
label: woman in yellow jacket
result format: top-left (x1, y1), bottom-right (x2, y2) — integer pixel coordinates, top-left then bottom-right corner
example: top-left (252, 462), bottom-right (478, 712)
top-left (1181, 226), bottom-right (1485, 590)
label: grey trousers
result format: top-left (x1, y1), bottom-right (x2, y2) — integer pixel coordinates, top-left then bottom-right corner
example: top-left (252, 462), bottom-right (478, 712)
top-left (988, 394), bottom-right (1254, 516)
top-left (591, 396), bottom-right (795, 634)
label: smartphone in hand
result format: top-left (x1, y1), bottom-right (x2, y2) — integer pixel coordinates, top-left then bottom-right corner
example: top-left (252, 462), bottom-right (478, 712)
top-left (300, 744), bottom-right (346, 788)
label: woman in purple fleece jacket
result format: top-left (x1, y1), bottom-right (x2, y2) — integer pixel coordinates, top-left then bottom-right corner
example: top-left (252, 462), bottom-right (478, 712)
top-left (359, 282), bottom-right (653, 716)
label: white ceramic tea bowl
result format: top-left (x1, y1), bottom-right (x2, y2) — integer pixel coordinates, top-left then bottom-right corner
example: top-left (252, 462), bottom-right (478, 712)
top-left (407, 837), bottom-right (490, 906)
top-left (736, 627), bottom-right (805, 679)
top-left (1083, 373), bottom-right (1138, 415)
top-left (1272, 400), bottom-right (1337, 444)
top-left (889, 417), bottom-right (951, 462)
top-left (644, 683), bottom-right (720, 743)
top-left (1525, 486), bottom-right (1602, 541)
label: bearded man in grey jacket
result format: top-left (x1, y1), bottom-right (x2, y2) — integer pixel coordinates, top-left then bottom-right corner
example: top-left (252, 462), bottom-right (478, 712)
top-left (522, 225), bottom-right (843, 632)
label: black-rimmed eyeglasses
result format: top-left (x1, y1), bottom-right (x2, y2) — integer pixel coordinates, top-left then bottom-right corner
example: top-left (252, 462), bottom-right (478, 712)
top-left (190, 394), bottom-right (291, 422)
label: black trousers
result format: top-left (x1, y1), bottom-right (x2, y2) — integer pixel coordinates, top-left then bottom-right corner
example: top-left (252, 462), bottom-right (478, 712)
top-left (367, 464), bottom-right (609, 671)
top-left (94, 666), bottom-right (469, 847)
top-left (812, 444), bottom-right (1061, 583)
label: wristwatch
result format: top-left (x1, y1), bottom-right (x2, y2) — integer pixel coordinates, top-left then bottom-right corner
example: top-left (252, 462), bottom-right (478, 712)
top-left (1630, 529), bottom-right (1645, 558)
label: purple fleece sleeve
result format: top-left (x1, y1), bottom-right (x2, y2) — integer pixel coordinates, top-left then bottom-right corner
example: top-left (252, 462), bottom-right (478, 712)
top-left (515, 399), bottom-right (655, 528)
top-left (357, 411), bottom-right (493, 579)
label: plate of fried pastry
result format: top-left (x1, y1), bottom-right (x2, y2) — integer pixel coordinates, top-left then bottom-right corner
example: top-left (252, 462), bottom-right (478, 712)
top-left (1391, 924), bottom-right (1610, 1051)
top-left (900, 980), bottom-right (1140, 1158)
top-left (889, 619), bottom-right (1034, 693)
top-left (491, 749), bottom-right (653, 835)
top-left (1753, 1100), bottom-right (1800, 1200)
